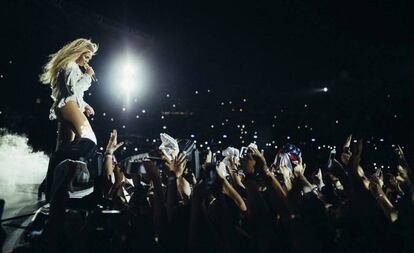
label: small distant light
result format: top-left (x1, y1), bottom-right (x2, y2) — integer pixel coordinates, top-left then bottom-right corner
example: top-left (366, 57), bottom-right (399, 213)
top-left (9, 60), bottom-right (12, 64)
top-left (374, 146), bottom-right (378, 150)
top-left (273, 115), bottom-right (277, 119)
top-left (242, 125), bottom-right (245, 128)
top-left (199, 144), bottom-right (203, 148)
top-left (211, 125), bottom-right (214, 128)
top-left (134, 148), bottom-right (138, 151)
top-left (304, 104), bottom-right (308, 108)
top-left (123, 147), bottom-right (127, 150)
top-left (88, 92), bottom-right (92, 96)
top-left (254, 131), bottom-right (257, 135)
top-left (122, 107), bottom-right (126, 111)
top-left (223, 135), bottom-right (227, 138)
top-left (318, 146), bottom-right (321, 150)
top-left (304, 125), bottom-right (308, 128)
top-left (207, 89), bottom-right (211, 93)
top-left (217, 150), bottom-right (221, 153)
top-left (142, 109), bottom-right (146, 113)
top-left (205, 141), bottom-right (208, 145)
top-left (237, 125), bottom-right (240, 128)
top-left (195, 90), bottom-right (199, 94)
top-left (218, 141), bottom-right (222, 144)
top-left (163, 126), bottom-right (167, 129)
top-left (244, 131), bottom-right (248, 134)
top-left (166, 94), bottom-right (170, 98)
top-left (253, 135), bottom-right (258, 139)
top-left (287, 136), bottom-right (291, 140)
top-left (387, 94), bottom-right (391, 98)
top-left (172, 104), bottom-right (176, 108)
top-left (136, 115), bottom-right (140, 118)
top-left (190, 134), bottom-right (195, 138)
top-left (229, 101), bottom-right (232, 104)
top-left (221, 122), bottom-right (225, 126)
top-left (335, 120), bottom-right (339, 124)
top-left (251, 120), bottom-right (255, 123)
top-left (394, 114), bottom-right (398, 118)
top-left (353, 140), bottom-right (357, 143)
top-left (297, 126), bottom-right (301, 129)
top-left (99, 147), bottom-right (104, 150)
top-left (90, 118), bottom-right (94, 121)
top-left (225, 119), bottom-right (229, 122)
top-left (272, 124), bottom-right (275, 128)
top-left (272, 141), bottom-right (275, 144)
top-left (103, 112), bottom-right (106, 116)
top-left (193, 140), bottom-right (197, 143)
top-left (221, 102), bottom-right (225, 106)
top-left (241, 140), bottom-right (245, 144)
top-left (110, 118), bottom-right (114, 121)
top-left (161, 115), bottom-right (164, 119)
top-left (243, 98), bottom-right (247, 102)
top-left (0, 75), bottom-right (3, 78)
top-left (311, 138), bottom-right (316, 142)
top-left (206, 147), bottom-right (210, 150)
top-left (323, 87), bottom-right (328, 92)
top-left (240, 136), bottom-right (243, 139)
top-left (239, 108), bottom-right (243, 112)
top-left (153, 139), bottom-right (156, 143)
top-left (122, 125), bottom-right (126, 128)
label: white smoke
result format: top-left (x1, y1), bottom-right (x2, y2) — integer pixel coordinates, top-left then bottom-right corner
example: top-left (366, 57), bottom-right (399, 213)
top-left (0, 129), bottom-right (49, 197)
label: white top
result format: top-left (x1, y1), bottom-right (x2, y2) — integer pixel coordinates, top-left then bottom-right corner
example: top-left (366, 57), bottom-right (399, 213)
top-left (49, 62), bottom-right (92, 120)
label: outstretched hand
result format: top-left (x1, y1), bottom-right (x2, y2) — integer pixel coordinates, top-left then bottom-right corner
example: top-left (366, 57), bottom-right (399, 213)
top-left (105, 129), bottom-right (124, 155)
top-left (164, 152), bottom-right (187, 177)
top-left (340, 134), bottom-right (353, 165)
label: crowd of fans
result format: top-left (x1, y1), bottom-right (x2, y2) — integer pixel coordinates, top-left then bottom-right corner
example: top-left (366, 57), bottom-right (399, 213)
top-left (2, 129), bottom-right (414, 253)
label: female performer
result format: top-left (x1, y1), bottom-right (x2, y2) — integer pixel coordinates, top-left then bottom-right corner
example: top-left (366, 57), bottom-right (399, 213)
top-left (40, 38), bottom-right (98, 149)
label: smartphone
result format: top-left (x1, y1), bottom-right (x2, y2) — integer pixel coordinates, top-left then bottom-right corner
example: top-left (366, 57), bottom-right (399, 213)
top-left (239, 147), bottom-right (248, 158)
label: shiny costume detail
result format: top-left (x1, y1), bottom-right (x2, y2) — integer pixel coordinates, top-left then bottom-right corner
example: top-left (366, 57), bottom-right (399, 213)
top-left (49, 62), bottom-right (92, 121)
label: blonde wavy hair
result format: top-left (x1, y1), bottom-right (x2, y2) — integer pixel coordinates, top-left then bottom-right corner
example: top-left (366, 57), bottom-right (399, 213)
top-left (40, 38), bottom-right (98, 86)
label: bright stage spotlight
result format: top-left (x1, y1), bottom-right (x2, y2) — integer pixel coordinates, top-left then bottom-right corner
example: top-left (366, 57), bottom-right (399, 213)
top-left (323, 87), bottom-right (328, 92)
top-left (120, 63), bottom-right (139, 93)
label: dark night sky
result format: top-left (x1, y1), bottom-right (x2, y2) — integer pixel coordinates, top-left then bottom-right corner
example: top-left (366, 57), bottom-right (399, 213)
top-left (1, 0), bottom-right (413, 168)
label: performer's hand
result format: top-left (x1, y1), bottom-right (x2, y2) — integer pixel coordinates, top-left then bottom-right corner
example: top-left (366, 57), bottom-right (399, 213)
top-left (85, 65), bottom-right (95, 77)
top-left (85, 104), bottom-right (95, 117)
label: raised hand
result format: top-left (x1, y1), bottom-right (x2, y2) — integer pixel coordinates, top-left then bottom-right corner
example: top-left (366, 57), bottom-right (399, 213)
top-left (240, 153), bottom-right (256, 175)
top-left (340, 134), bottom-right (353, 165)
top-left (164, 152), bottom-right (187, 177)
top-left (105, 129), bottom-right (124, 155)
top-left (249, 147), bottom-right (268, 171)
